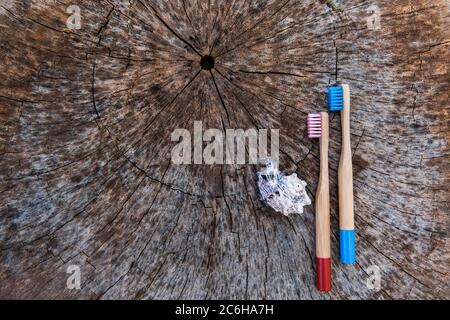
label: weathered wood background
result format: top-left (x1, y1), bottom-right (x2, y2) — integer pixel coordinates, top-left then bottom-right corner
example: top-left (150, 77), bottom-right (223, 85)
top-left (0, 0), bottom-right (449, 299)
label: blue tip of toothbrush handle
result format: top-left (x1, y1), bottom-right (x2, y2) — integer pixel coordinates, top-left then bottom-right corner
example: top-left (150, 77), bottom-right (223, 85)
top-left (340, 229), bottom-right (356, 264)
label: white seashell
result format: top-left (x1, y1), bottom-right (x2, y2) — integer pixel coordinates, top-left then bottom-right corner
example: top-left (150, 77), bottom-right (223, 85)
top-left (257, 159), bottom-right (311, 216)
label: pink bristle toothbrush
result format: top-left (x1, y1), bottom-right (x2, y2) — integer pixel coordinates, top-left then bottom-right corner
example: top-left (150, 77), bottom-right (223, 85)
top-left (307, 112), bottom-right (331, 292)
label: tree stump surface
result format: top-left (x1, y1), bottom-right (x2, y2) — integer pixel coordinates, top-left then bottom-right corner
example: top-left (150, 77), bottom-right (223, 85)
top-left (0, 0), bottom-right (449, 299)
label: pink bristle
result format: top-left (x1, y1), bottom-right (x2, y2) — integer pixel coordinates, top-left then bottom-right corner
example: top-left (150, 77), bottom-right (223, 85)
top-left (307, 113), bottom-right (322, 138)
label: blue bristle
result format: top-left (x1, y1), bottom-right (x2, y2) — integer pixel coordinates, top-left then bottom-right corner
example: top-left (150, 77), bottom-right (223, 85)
top-left (327, 85), bottom-right (344, 111)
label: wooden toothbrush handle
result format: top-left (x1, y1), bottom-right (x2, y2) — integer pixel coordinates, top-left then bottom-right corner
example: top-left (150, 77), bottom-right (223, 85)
top-left (316, 112), bottom-right (330, 258)
top-left (338, 84), bottom-right (354, 230)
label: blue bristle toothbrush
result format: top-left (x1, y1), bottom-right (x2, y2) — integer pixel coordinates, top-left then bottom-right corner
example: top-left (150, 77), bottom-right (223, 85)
top-left (328, 84), bottom-right (355, 264)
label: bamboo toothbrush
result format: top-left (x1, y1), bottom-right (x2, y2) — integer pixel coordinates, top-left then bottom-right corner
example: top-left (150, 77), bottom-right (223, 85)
top-left (328, 84), bottom-right (355, 265)
top-left (307, 112), bottom-right (331, 292)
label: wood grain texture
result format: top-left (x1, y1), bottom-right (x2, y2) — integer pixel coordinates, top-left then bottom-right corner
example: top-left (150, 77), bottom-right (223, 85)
top-left (0, 0), bottom-right (449, 299)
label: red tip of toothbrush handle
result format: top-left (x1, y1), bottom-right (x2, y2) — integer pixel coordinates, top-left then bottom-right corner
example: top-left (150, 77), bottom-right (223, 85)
top-left (316, 257), bottom-right (332, 292)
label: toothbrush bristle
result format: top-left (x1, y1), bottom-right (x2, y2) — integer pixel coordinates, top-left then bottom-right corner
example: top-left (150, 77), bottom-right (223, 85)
top-left (307, 113), bottom-right (322, 138)
top-left (327, 85), bottom-right (344, 111)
